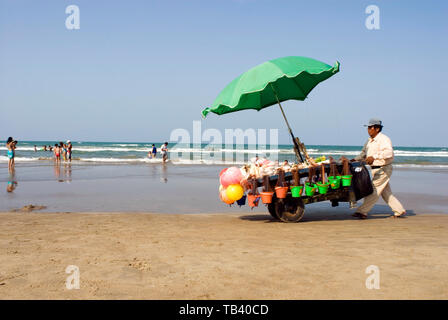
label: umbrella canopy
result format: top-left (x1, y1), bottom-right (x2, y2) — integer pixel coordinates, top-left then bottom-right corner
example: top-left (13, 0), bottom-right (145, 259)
top-left (202, 56), bottom-right (340, 118)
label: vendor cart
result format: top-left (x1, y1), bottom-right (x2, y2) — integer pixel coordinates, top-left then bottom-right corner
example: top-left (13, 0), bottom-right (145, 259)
top-left (256, 161), bottom-right (373, 222)
top-left (202, 56), bottom-right (374, 222)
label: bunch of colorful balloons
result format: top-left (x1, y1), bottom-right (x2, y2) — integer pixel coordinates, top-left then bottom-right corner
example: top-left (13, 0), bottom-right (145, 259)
top-left (219, 167), bottom-right (245, 205)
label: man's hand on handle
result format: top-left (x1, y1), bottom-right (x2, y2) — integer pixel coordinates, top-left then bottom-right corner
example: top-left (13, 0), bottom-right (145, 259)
top-left (365, 156), bottom-right (374, 165)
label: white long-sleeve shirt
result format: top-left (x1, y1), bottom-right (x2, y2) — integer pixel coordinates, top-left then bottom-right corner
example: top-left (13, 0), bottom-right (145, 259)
top-left (355, 132), bottom-right (394, 166)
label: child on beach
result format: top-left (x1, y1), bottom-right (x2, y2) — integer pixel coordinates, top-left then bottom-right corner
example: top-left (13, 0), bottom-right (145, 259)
top-left (54, 144), bottom-right (61, 163)
top-left (151, 144), bottom-right (157, 159)
top-left (6, 137), bottom-right (15, 172)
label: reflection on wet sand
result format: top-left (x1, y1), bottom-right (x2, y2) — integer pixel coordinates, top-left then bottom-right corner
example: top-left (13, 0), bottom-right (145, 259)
top-left (64, 163), bottom-right (72, 183)
top-left (148, 163), bottom-right (158, 179)
top-left (161, 164), bottom-right (168, 183)
top-left (54, 163), bottom-right (72, 183)
top-left (6, 170), bottom-right (18, 193)
top-left (54, 163), bottom-right (62, 182)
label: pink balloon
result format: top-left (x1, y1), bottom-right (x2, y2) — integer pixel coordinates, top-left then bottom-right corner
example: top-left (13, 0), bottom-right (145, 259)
top-left (227, 167), bottom-right (243, 180)
top-left (220, 173), bottom-right (233, 188)
top-left (219, 168), bottom-right (228, 177)
top-left (220, 166), bottom-right (243, 188)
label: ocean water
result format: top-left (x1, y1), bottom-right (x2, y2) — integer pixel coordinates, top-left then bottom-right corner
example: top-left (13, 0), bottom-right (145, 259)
top-left (0, 141), bottom-right (447, 168)
top-left (1, 142), bottom-right (447, 213)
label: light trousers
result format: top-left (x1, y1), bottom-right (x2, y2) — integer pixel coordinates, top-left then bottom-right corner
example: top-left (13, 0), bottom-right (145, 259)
top-left (357, 164), bottom-right (405, 216)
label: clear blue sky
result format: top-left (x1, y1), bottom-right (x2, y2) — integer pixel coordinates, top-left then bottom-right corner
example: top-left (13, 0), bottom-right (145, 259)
top-left (1, 0), bottom-right (447, 147)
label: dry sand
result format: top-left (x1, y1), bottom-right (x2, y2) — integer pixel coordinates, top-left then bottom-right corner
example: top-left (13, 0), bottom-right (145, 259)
top-left (0, 211), bottom-right (447, 299)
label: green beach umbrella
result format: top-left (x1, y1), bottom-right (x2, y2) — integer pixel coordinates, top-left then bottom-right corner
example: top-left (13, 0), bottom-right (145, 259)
top-left (202, 56), bottom-right (340, 162)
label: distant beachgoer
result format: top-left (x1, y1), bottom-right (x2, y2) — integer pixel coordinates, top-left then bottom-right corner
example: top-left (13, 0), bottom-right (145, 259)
top-left (283, 160), bottom-right (291, 172)
top-left (151, 144), bottom-right (157, 159)
top-left (49, 145), bottom-right (53, 152)
top-left (351, 118), bottom-right (406, 219)
top-left (43, 145), bottom-right (47, 151)
top-left (34, 145), bottom-right (37, 152)
top-left (251, 155), bottom-right (262, 167)
top-left (66, 140), bottom-right (72, 162)
top-left (60, 142), bottom-right (67, 161)
top-left (254, 155), bottom-right (266, 167)
top-left (160, 142), bottom-right (168, 163)
top-left (54, 144), bottom-right (61, 163)
top-left (6, 137), bottom-right (15, 172)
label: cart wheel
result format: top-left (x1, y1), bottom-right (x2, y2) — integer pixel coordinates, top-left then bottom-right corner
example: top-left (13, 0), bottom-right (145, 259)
top-left (267, 195), bottom-right (280, 220)
top-left (275, 197), bottom-right (305, 222)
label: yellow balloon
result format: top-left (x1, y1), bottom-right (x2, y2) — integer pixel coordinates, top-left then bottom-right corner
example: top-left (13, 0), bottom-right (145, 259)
top-left (226, 184), bottom-right (244, 201)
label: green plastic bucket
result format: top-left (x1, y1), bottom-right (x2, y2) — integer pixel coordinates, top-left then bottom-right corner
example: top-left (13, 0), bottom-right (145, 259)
top-left (305, 182), bottom-right (316, 197)
top-left (316, 182), bottom-right (330, 194)
top-left (341, 175), bottom-right (353, 187)
top-left (328, 176), bottom-right (341, 189)
top-left (291, 185), bottom-right (303, 198)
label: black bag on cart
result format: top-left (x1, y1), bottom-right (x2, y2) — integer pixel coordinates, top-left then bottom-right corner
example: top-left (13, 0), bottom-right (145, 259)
top-left (350, 163), bottom-right (374, 201)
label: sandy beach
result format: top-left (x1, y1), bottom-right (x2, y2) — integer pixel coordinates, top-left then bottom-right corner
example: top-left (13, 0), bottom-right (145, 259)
top-left (1, 211), bottom-right (447, 299)
top-left (1, 163), bottom-right (447, 299)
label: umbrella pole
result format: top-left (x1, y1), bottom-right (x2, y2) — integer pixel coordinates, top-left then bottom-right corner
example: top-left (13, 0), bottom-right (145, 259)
top-left (278, 103), bottom-right (305, 163)
top-left (270, 84), bottom-right (305, 163)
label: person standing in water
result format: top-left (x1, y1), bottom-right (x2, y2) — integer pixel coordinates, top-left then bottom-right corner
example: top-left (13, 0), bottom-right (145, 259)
top-left (66, 140), bottom-right (72, 162)
top-left (160, 142), bottom-right (168, 163)
top-left (151, 144), bottom-right (157, 159)
top-left (54, 144), bottom-right (61, 164)
top-left (60, 142), bottom-right (67, 162)
top-left (6, 137), bottom-right (15, 172)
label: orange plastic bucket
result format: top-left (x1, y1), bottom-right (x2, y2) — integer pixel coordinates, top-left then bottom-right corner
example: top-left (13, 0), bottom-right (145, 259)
top-left (275, 186), bottom-right (288, 199)
top-left (247, 194), bottom-right (260, 207)
top-left (260, 191), bottom-right (274, 204)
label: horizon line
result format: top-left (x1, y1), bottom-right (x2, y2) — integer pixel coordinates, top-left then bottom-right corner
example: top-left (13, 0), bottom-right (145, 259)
top-left (1, 140), bottom-right (446, 149)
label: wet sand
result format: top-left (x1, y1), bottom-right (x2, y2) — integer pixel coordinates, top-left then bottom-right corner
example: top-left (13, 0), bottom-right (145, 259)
top-left (1, 163), bottom-right (447, 214)
top-left (0, 211), bottom-right (447, 299)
